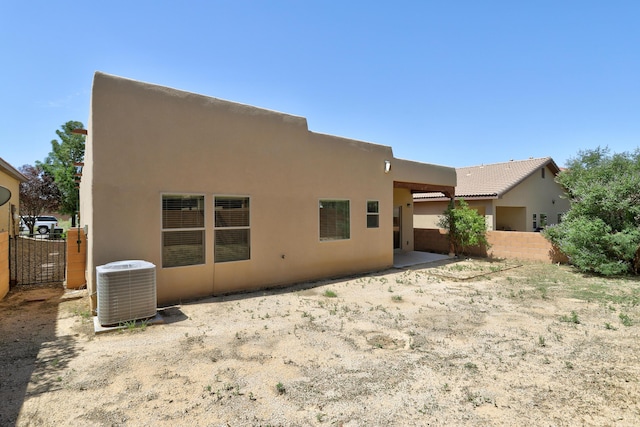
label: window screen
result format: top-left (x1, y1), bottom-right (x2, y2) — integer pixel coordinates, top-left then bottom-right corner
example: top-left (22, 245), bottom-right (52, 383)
top-left (215, 196), bottom-right (250, 263)
top-left (320, 200), bottom-right (350, 240)
top-left (162, 195), bottom-right (205, 268)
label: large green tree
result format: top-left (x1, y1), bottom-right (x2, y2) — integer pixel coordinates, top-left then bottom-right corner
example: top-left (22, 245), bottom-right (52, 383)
top-left (544, 147), bottom-right (640, 275)
top-left (38, 121), bottom-right (85, 223)
top-left (438, 198), bottom-right (490, 256)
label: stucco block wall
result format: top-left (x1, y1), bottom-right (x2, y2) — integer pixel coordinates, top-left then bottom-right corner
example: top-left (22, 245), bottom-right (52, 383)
top-left (65, 228), bottom-right (86, 289)
top-left (0, 232), bottom-right (8, 299)
top-left (414, 228), bottom-right (450, 254)
top-left (415, 228), bottom-right (568, 263)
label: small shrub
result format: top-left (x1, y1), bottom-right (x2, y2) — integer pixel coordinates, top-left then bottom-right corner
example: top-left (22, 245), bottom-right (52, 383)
top-left (560, 311), bottom-right (580, 324)
top-left (464, 362), bottom-right (478, 372)
top-left (619, 312), bottom-right (633, 326)
top-left (323, 290), bottom-right (337, 298)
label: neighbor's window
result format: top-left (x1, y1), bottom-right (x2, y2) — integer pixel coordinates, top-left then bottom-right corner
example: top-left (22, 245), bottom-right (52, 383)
top-left (367, 201), bottom-right (379, 228)
top-left (541, 167), bottom-right (546, 179)
top-left (162, 194), bottom-right (205, 268)
top-left (539, 213), bottom-right (548, 228)
top-left (319, 200), bottom-right (350, 241)
top-left (214, 196), bottom-right (250, 263)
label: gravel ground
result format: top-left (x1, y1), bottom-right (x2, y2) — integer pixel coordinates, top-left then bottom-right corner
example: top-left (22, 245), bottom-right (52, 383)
top-left (1, 259), bottom-right (639, 426)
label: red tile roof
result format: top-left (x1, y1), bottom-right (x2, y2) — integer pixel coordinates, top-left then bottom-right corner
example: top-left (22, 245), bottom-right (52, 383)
top-left (414, 157), bottom-right (560, 200)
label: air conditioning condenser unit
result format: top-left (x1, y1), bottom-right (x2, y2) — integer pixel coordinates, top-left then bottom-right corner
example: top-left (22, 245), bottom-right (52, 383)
top-left (96, 260), bottom-right (156, 326)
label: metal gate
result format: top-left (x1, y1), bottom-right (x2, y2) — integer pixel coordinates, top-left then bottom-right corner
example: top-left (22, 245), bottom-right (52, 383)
top-left (9, 233), bottom-right (67, 286)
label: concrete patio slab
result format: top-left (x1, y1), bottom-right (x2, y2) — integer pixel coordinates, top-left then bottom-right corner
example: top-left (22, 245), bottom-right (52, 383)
top-left (393, 251), bottom-right (452, 268)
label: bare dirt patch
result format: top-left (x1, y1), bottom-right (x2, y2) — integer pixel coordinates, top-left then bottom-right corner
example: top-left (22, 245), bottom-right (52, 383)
top-left (1, 261), bottom-right (640, 426)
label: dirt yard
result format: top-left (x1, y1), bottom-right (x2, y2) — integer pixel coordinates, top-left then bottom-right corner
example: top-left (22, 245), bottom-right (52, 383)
top-left (1, 259), bottom-right (639, 426)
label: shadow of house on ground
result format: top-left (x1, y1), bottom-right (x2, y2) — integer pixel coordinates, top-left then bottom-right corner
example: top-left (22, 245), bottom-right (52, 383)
top-left (0, 284), bottom-right (78, 426)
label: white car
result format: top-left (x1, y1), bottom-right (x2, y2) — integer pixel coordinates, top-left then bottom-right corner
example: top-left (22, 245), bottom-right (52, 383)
top-left (20, 216), bottom-right (59, 234)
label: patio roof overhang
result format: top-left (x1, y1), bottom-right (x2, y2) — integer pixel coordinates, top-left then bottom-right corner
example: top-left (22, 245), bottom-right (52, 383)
top-left (394, 181), bottom-right (455, 199)
top-left (392, 158), bottom-right (456, 199)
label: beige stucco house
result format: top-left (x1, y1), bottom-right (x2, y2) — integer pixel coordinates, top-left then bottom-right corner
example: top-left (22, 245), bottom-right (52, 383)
top-left (80, 72), bottom-right (456, 308)
top-left (0, 157), bottom-right (27, 299)
top-left (0, 157), bottom-right (26, 236)
top-left (414, 157), bottom-right (570, 232)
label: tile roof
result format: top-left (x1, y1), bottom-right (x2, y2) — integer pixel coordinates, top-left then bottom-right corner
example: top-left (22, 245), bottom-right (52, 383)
top-left (414, 157), bottom-right (560, 200)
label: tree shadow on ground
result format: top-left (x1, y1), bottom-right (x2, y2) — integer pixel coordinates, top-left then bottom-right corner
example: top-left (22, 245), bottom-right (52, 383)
top-left (0, 284), bottom-right (78, 426)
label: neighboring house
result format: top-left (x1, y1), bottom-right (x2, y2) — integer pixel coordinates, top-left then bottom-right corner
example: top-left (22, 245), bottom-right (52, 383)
top-left (0, 157), bottom-right (27, 236)
top-left (0, 157), bottom-right (27, 300)
top-left (414, 157), bottom-right (570, 232)
top-left (80, 72), bottom-right (456, 309)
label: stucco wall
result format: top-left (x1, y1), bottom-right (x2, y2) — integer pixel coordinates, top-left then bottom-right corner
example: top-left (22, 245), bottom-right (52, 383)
top-left (495, 166), bottom-right (570, 231)
top-left (0, 171), bottom-right (21, 236)
top-left (414, 200), bottom-right (492, 230)
top-left (414, 200), bottom-right (447, 229)
top-left (84, 73), bottom-right (451, 307)
top-left (0, 231), bottom-right (8, 299)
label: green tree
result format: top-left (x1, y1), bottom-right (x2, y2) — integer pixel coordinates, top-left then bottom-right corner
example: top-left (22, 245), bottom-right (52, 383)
top-left (544, 147), bottom-right (640, 275)
top-left (19, 164), bottom-right (61, 234)
top-left (438, 198), bottom-right (490, 256)
top-left (38, 121), bottom-right (85, 224)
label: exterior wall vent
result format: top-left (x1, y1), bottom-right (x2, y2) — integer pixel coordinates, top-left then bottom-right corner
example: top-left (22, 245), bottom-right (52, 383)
top-left (96, 260), bottom-right (157, 326)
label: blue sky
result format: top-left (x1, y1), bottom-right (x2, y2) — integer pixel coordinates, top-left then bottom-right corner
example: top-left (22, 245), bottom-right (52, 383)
top-left (1, 1), bottom-right (639, 170)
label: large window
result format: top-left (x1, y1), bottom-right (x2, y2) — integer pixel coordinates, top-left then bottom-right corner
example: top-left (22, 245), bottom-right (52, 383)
top-left (215, 196), bottom-right (250, 263)
top-left (319, 200), bottom-right (350, 241)
top-left (162, 194), bottom-right (205, 268)
top-left (367, 201), bottom-right (379, 228)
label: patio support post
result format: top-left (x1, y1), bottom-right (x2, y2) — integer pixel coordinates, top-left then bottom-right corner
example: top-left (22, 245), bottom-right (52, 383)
top-left (447, 196), bottom-right (456, 257)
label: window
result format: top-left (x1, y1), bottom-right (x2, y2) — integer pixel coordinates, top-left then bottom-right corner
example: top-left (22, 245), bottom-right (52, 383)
top-left (367, 201), bottom-right (379, 228)
top-left (533, 213), bottom-right (547, 231)
top-left (215, 196), bottom-right (250, 263)
top-left (319, 200), bottom-right (350, 241)
top-left (539, 213), bottom-right (547, 228)
top-left (162, 194), bottom-right (205, 268)
top-left (541, 168), bottom-right (546, 179)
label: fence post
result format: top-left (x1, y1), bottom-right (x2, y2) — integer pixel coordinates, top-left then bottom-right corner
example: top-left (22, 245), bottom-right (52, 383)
top-left (65, 228), bottom-right (86, 289)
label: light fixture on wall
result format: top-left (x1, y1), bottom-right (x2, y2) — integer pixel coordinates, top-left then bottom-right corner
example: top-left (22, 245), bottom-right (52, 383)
top-left (384, 160), bottom-right (391, 173)
top-left (552, 199), bottom-right (555, 204)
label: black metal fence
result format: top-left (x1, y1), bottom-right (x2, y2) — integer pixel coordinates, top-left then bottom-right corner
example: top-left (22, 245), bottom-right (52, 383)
top-left (9, 233), bottom-right (67, 286)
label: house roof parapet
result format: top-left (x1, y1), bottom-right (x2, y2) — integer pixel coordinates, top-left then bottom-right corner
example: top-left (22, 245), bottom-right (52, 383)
top-left (0, 156), bottom-right (27, 182)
